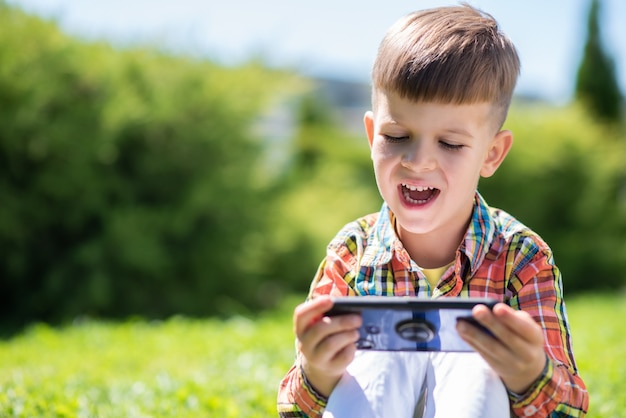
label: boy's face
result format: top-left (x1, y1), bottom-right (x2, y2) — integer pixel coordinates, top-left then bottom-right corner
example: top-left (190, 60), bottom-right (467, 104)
top-left (364, 91), bottom-right (512, 241)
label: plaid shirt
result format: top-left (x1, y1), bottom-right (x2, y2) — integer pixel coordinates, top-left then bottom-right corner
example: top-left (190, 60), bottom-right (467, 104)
top-left (277, 192), bottom-right (588, 417)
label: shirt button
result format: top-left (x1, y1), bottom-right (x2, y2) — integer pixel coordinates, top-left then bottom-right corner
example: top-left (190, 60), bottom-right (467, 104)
top-left (524, 405), bottom-right (538, 416)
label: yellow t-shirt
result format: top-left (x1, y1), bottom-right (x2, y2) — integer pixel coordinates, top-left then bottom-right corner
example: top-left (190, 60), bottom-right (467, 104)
top-left (421, 262), bottom-right (454, 289)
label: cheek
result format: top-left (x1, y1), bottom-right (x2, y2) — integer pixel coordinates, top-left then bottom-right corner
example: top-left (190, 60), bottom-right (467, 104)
top-left (371, 158), bottom-right (388, 183)
top-left (442, 159), bottom-right (483, 191)
top-left (371, 150), bottom-right (396, 192)
top-left (441, 153), bottom-right (481, 174)
top-left (371, 141), bottom-right (400, 164)
top-left (371, 151), bottom-right (397, 179)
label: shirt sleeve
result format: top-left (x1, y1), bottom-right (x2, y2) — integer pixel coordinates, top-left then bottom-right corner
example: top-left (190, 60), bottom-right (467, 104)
top-left (508, 248), bottom-right (589, 417)
top-left (277, 243), bottom-right (360, 417)
top-left (277, 361), bottom-right (329, 418)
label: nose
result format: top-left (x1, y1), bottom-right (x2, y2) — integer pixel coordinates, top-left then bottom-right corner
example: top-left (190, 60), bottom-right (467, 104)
top-left (401, 140), bottom-right (437, 172)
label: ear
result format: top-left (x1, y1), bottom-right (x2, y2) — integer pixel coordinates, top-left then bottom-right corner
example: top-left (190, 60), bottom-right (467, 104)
top-left (480, 130), bottom-right (513, 178)
top-left (364, 111), bottom-right (375, 148)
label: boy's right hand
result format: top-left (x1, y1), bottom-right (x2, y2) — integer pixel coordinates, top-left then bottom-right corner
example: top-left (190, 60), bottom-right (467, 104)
top-left (294, 295), bottom-right (362, 397)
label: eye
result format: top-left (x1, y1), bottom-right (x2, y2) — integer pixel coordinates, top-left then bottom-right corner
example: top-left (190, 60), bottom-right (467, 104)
top-left (383, 134), bottom-right (409, 143)
top-left (439, 140), bottom-right (464, 151)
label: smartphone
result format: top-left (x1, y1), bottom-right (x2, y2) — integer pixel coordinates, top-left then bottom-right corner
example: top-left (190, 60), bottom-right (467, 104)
top-left (326, 296), bottom-right (498, 352)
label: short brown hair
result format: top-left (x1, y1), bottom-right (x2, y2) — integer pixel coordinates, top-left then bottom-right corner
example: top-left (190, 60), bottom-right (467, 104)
top-left (372, 4), bottom-right (520, 128)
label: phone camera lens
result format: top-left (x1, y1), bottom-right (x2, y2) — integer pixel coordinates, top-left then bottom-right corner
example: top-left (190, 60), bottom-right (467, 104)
top-left (395, 319), bottom-right (435, 342)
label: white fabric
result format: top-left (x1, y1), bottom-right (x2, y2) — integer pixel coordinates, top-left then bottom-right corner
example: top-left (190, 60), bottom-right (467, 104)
top-left (323, 351), bottom-right (509, 418)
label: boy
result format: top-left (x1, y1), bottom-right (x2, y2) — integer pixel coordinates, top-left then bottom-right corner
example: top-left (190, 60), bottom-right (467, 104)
top-left (278, 5), bottom-right (588, 418)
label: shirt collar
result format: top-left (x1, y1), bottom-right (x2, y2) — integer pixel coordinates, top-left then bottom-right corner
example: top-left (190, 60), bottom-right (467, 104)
top-left (360, 192), bottom-right (495, 277)
top-left (460, 192), bottom-right (496, 277)
top-left (359, 203), bottom-right (398, 266)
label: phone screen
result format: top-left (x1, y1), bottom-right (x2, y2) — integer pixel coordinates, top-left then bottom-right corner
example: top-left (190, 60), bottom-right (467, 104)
top-left (327, 296), bottom-right (496, 352)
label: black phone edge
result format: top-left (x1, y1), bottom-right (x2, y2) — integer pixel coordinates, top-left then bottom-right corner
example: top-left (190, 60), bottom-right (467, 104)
top-left (326, 296), bottom-right (498, 316)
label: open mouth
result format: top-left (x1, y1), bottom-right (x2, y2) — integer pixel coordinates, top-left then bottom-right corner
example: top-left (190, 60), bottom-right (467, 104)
top-left (400, 183), bottom-right (440, 205)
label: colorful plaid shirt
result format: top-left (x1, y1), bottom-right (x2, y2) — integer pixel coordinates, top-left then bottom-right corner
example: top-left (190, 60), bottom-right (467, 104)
top-left (277, 192), bottom-right (589, 417)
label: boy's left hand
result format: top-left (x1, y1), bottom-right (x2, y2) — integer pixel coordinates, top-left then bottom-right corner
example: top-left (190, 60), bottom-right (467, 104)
top-left (456, 303), bottom-right (547, 394)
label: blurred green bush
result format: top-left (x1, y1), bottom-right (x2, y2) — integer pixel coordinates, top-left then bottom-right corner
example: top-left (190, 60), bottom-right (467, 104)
top-left (1, 4), bottom-right (624, 327)
top-left (480, 103), bottom-right (626, 292)
top-left (0, 4), bottom-right (303, 325)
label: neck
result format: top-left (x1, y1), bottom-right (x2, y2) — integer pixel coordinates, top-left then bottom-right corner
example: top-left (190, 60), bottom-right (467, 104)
top-left (397, 219), bottom-right (469, 269)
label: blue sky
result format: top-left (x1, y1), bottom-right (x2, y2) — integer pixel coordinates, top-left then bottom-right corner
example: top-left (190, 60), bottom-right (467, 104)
top-left (6, 0), bottom-right (625, 103)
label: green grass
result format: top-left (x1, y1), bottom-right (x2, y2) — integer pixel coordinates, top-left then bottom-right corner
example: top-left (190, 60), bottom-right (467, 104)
top-left (0, 292), bottom-right (623, 417)
top-left (0, 298), bottom-right (298, 418)
top-left (566, 292), bottom-right (626, 417)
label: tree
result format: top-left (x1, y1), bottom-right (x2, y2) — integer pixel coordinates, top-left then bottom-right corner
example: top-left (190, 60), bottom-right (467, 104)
top-left (575, 0), bottom-right (623, 124)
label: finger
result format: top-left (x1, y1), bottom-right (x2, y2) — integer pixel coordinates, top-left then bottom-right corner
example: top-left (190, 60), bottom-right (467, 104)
top-left (456, 314), bottom-right (502, 352)
top-left (492, 304), bottom-right (544, 344)
top-left (308, 326), bottom-right (360, 364)
top-left (293, 296), bottom-right (334, 334)
top-left (300, 321), bottom-right (361, 373)
top-left (299, 313), bottom-right (361, 352)
top-left (471, 304), bottom-right (539, 344)
top-left (327, 333), bottom-right (359, 366)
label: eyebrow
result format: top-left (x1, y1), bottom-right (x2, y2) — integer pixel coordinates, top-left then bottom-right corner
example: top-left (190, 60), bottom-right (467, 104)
top-left (442, 128), bottom-right (475, 138)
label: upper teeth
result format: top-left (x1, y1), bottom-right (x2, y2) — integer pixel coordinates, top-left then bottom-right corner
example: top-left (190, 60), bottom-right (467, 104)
top-left (403, 184), bottom-right (433, 192)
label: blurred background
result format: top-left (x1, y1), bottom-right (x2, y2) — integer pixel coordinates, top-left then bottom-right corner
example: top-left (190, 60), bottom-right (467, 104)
top-left (1, 0), bottom-right (624, 329)
top-left (5, 0), bottom-right (626, 103)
